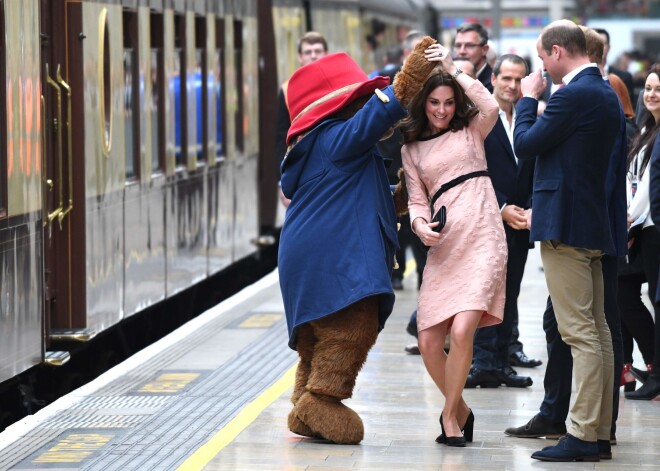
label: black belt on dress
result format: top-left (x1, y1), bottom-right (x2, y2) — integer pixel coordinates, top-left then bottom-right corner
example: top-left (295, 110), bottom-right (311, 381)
top-left (429, 170), bottom-right (490, 218)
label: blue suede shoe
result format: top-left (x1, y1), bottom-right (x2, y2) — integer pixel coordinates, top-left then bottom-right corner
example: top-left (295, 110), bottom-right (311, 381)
top-left (598, 439), bottom-right (612, 460)
top-left (531, 434), bottom-right (600, 462)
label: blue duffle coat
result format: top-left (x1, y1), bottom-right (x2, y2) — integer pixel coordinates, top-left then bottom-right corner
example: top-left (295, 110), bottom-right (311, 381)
top-left (279, 86), bottom-right (406, 350)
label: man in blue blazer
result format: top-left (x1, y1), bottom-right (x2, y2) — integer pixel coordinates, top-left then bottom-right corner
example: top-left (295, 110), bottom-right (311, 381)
top-left (512, 20), bottom-right (624, 462)
top-left (467, 54), bottom-right (536, 389)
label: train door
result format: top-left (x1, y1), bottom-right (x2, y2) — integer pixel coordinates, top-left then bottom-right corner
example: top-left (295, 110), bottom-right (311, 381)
top-left (40, 0), bottom-right (89, 340)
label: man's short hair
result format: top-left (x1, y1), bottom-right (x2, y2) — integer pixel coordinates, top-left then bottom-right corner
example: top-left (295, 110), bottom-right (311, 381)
top-left (579, 26), bottom-right (604, 65)
top-left (493, 53), bottom-right (529, 76)
top-left (455, 23), bottom-right (489, 46)
top-left (540, 20), bottom-right (587, 57)
top-left (298, 31), bottom-right (328, 54)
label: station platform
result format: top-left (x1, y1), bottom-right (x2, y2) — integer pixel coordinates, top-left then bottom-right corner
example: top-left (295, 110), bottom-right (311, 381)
top-left (0, 248), bottom-right (659, 470)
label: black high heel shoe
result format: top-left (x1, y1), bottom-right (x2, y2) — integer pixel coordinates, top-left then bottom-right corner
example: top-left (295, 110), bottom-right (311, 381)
top-left (438, 414), bottom-right (466, 447)
top-left (435, 409), bottom-right (474, 443)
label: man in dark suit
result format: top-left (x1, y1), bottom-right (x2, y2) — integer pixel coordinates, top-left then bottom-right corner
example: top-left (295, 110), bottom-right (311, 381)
top-left (454, 23), bottom-right (493, 92)
top-left (466, 54), bottom-right (536, 389)
top-left (511, 20), bottom-right (624, 462)
top-left (505, 25), bottom-right (628, 450)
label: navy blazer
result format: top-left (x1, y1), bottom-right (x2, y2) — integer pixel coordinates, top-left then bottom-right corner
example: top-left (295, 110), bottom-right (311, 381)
top-left (485, 117), bottom-right (535, 247)
top-left (649, 133), bottom-right (660, 302)
top-left (649, 133), bottom-right (660, 224)
top-left (485, 117), bottom-right (535, 210)
top-left (514, 67), bottom-right (624, 254)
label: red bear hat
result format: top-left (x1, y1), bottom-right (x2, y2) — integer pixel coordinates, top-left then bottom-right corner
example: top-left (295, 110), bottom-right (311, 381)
top-left (286, 52), bottom-right (390, 145)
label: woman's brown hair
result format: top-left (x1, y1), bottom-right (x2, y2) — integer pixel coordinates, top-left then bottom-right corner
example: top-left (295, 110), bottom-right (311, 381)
top-left (628, 64), bottom-right (660, 174)
top-left (399, 69), bottom-right (478, 144)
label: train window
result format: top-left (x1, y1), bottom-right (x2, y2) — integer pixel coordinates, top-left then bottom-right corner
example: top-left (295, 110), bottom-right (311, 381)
top-left (150, 12), bottom-right (163, 174)
top-left (215, 18), bottom-right (226, 160)
top-left (233, 19), bottom-right (244, 153)
top-left (123, 10), bottom-right (139, 181)
top-left (195, 17), bottom-right (206, 162)
top-left (173, 14), bottom-right (185, 168)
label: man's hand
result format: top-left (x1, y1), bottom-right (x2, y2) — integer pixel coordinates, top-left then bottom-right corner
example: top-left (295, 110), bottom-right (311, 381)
top-left (520, 69), bottom-right (546, 100)
top-left (502, 205), bottom-right (528, 230)
top-left (525, 208), bottom-right (532, 230)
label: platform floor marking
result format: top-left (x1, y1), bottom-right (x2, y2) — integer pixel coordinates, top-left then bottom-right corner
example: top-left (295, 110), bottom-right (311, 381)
top-left (239, 313), bottom-right (282, 328)
top-left (175, 364), bottom-right (296, 471)
top-left (137, 372), bottom-right (200, 394)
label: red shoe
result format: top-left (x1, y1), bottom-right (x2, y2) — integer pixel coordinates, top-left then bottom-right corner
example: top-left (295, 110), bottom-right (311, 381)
top-left (621, 363), bottom-right (636, 392)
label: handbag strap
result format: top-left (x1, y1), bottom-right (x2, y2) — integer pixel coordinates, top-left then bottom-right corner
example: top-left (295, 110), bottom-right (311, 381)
top-left (430, 170), bottom-right (490, 211)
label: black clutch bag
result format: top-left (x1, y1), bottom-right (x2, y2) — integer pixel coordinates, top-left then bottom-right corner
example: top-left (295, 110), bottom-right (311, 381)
top-left (431, 205), bottom-right (446, 233)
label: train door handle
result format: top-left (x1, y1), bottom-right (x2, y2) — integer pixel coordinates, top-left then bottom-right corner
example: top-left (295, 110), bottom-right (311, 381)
top-left (45, 63), bottom-right (64, 228)
top-left (56, 66), bottom-right (73, 226)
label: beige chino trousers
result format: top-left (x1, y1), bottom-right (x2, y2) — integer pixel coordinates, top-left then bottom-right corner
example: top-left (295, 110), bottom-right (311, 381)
top-left (540, 240), bottom-right (614, 442)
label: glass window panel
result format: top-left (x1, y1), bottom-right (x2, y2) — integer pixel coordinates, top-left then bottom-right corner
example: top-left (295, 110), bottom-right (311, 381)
top-left (173, 48), bottom-right (183, 167)
top-left (124, 49), bottom-right (136, 180)
top-left (151, 49), bottom-right (161, 173)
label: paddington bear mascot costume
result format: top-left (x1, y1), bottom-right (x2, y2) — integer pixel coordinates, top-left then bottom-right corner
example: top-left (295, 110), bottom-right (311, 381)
top-left (278, 37), bottom-right (436, 444)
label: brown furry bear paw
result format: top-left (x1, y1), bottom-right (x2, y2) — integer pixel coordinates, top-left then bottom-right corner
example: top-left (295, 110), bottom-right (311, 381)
top-left (288, 408), bottom-right (323, 439)
top-left (392, 168), bottom-right (409, 216)
top-left (291, 392), bottom-right (364, 444)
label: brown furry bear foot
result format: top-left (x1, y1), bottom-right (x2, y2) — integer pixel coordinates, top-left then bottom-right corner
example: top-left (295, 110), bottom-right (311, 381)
top-left (287, 409), bottom-right (322, 438)
top-left (291, 391), bottom-right (364, 444)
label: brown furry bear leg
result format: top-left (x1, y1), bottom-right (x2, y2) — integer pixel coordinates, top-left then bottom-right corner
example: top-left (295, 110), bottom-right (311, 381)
top-left (291, 323), bottom-right (315, 405)
top-left (288, 323), bottom-right (322, 438)
top-left (291, 297), bottom-right (379, 444)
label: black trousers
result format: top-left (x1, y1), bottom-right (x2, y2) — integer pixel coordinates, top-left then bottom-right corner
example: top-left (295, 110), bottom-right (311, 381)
top-left (473, 227), bottom-right (529, 370)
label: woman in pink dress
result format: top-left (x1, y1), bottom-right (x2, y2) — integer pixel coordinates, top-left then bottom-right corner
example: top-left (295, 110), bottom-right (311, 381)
top-left (401, 43), bottom-right (507, 446)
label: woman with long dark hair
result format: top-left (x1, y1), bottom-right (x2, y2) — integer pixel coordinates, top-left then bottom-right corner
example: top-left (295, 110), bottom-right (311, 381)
top-left (400, 44), bottom-right (506, 446)
top-left (623, 64), bottom-right (660, 400)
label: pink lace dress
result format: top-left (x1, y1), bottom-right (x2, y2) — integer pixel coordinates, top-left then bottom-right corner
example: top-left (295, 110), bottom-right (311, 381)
top-left (401, 80), bottom-right (507, 332)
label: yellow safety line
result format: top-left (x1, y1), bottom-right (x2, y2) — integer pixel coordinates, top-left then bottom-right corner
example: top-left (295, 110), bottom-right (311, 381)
top-left (176, 364), bottom-right (296, 471)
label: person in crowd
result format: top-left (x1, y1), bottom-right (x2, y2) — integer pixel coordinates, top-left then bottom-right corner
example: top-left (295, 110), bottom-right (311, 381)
top-left (594, 28), bottom-right (634, 102)
top-left (453, 22), bottom-right (493, 92)
top-left (466, 54), bottom-right (535, 390)
top-left (275, 32), bottom-right (328, 208)
top-left (509, 20), bottom-right (624, 463)
top-left (279, 38), bottom-right (438, 444)
top-left (624, 64), bottom-right (660, 401)
top-left (369, 45), bottom-right (403, 80)
top-left (400, 42), bottom-right (506, 447)
top-left (505, 27), bottom-right (628, 457)
top-left (612, 65), bottom-right (654, 393)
